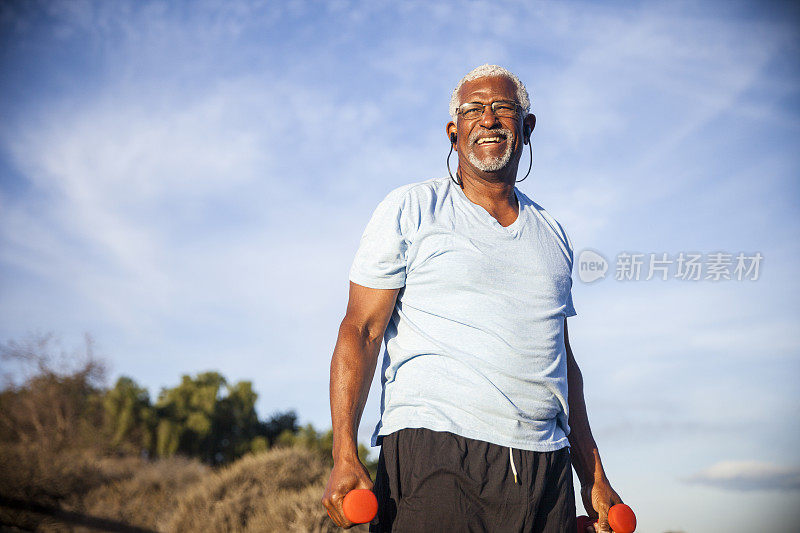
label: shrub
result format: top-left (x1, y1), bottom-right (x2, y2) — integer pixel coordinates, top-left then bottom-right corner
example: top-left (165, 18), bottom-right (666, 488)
top-left (68, 456), bottom-right (208, 531)
top-left (0, 334), bottom-right (106, 451)
top-left (167, 447), bottom-right (368, 533)
top-left (0, 443), bottom-right (144, 529)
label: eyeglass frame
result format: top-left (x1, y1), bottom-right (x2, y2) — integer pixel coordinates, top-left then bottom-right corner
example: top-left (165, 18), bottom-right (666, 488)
top-left (455, 99), bottom-right (524, 121)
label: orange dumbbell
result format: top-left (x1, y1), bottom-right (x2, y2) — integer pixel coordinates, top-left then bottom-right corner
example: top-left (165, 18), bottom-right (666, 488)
top-left (576, 503), bottom-right (636, 533)
top-left (343, 489), bottom-right (378, 524)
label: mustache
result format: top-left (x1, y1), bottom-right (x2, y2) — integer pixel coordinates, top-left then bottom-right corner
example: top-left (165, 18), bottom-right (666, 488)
top-left (468, 128), bottom-right (514, 145)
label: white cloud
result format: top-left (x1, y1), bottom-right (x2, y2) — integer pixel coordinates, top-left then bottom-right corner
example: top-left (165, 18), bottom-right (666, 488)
top-left (2, 79), bottom-right (350, 326)
top-left (685, 461), bottom-right (800, 492)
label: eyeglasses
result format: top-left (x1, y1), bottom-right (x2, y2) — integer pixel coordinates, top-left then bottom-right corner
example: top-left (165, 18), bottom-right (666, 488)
top-left (456, 100), bottom-right (521, 120)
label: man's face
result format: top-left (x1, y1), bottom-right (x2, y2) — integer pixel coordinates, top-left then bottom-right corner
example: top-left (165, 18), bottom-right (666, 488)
top-left (454, 76), bottom-right (524, 173)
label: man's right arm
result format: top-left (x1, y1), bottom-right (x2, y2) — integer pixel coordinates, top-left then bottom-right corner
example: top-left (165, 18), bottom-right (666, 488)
top-left (322, 281), bottom-right (400, 529)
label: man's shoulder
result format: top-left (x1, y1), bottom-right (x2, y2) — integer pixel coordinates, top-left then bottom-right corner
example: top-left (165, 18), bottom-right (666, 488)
top-left (381, 177), bottom-right (449, 205)
top-left (519, 190), bottom-right (574, 253)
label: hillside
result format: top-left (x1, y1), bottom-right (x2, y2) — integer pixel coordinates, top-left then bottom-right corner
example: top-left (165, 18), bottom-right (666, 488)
top-left (0, 444), bottom-right (368, 532)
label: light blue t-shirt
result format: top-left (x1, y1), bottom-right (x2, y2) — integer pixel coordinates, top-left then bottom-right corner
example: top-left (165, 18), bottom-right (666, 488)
top-left (349, 176), bottom-right (577, 452)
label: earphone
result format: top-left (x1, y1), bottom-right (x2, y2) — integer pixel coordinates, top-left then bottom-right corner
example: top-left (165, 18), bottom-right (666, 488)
top-left (450, 132), bottom-right (457, 144)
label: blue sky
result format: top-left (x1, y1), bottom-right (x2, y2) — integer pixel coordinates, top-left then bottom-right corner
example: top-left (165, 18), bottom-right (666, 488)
top-left (1, 1), bottom-right (799, 531)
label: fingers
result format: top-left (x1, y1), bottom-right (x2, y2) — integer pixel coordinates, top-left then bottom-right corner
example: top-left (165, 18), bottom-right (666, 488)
top-left (322, 460), bottom-right (374, 529)
top-left (594, 502), bottom-right (612, 533)
top-left (321, 481), bottom-right (353, 529)
top-left (599, 494), bottom-right (627, 532)
top-left (595, 507), bottom-right (611, 533)
top-left (322, 492), bottom-right (354, 529)
top-left (594, 519), bottom-right (612, 533)
top-left (597, 501), bottom-right (626, 533)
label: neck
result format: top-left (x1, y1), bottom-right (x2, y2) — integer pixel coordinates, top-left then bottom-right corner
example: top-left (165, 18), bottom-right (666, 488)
top-left (456, 162), bottom-right (519, 209)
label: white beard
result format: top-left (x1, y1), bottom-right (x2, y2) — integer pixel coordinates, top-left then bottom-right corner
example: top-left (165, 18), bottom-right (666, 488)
top-left (466, 128), bottom-right (515, 172)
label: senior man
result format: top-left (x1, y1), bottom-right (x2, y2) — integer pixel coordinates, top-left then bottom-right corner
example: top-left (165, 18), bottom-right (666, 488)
top-left (323, 64), bottom-right (623, 532)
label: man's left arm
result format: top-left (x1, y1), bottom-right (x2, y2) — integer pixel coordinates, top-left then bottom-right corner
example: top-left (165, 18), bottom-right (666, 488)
top-left (565, 318), bottom-right (624, 533)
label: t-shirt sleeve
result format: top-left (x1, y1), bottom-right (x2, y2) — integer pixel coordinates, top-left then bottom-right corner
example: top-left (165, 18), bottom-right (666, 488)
top-left (565, 278), bottom-right (577, 317)
top-left (563, 227), bottom-right (577, 318)
top-left (349, 188), bottom-right (411, 289)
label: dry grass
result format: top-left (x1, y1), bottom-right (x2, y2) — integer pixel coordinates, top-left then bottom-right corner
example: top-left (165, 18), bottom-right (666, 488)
top-left (0, 444), bottom-right (136, 502)
top-left (63, 456), bottom-right (209, 532)
top-left (0, 444), bottom-right (365, 532)
top-left (167, 447), bottom-right (367, 533)
top-left (0, 443), bottom-right (143, 529)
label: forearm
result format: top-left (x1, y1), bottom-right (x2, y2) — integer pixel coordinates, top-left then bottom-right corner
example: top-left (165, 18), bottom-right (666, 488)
top-left (329, 321), bottom-right (382, 463)
top-left (567, 354), bottom-right (608, 487)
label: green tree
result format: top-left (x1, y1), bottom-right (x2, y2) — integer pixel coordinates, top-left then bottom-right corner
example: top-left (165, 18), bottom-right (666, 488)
top-left (212, 380), bottom-right (261, 463)
top-left (103, 376), bottom-right (155, 453)
top-left (155, 371), bottom-right (226, 462)
top-left (261, 410), bottom-right (298, 446)
top-left (153, 372), bottom-right (271, 464)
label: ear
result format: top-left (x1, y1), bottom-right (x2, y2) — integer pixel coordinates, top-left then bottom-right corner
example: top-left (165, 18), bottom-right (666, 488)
top-left (446, 121), bottom-right (458, 150)
top-left (523, 114), bottom-right (536, 145)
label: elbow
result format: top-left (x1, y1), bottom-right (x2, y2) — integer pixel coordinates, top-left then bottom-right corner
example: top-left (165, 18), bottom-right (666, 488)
top-left (339, 317), bottom-right (382, 347)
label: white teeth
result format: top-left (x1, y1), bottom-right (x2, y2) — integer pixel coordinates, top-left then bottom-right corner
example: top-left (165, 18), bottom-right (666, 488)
top-left (477, 136), bottom-right (504, 144)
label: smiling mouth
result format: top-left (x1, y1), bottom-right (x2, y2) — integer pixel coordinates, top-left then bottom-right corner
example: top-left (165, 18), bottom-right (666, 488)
top-left (475, 135), bottom-right (507, 145)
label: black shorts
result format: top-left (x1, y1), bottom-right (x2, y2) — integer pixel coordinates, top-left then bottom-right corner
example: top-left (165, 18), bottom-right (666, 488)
top-left (370, 428), bottom-right (576, 533)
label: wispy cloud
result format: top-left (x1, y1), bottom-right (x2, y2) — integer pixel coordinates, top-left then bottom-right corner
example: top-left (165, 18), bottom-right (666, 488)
top-left (685, 461), bottom-right (800, 492)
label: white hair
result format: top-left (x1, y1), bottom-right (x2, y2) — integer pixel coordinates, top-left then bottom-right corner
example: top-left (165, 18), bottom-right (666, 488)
top-left (449, 64), bottom-right (531, 120)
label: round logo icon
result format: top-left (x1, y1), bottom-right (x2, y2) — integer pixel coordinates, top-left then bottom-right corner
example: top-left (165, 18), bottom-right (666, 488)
top-left (577, 249), bottom-right (608, 283)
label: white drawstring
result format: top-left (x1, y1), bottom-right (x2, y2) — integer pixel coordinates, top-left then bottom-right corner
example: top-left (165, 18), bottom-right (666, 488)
top-left (509, 447), bottom-right (518, 484)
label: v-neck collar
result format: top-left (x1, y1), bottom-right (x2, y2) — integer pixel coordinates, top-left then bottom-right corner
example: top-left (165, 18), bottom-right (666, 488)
top-left (450, 178), bottom-right (526, 236)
